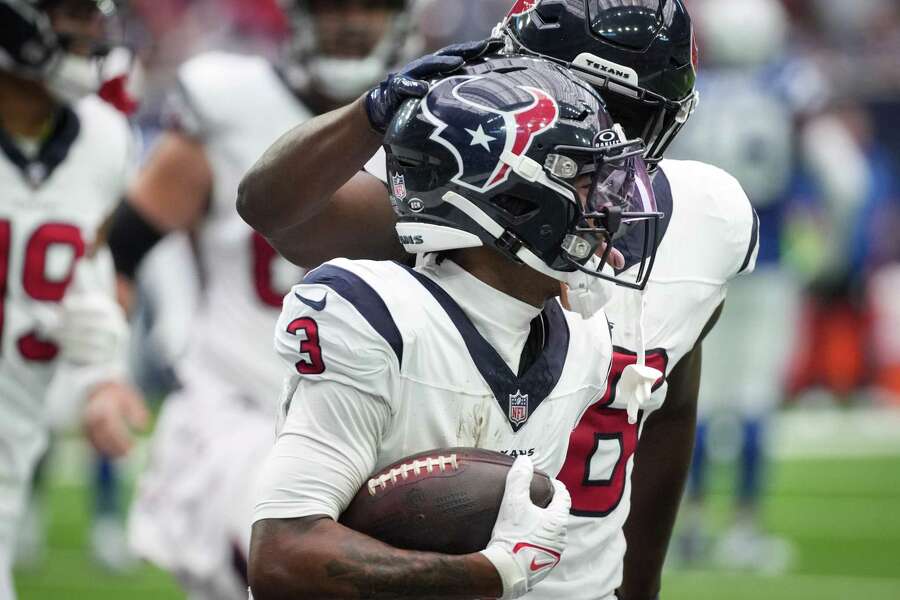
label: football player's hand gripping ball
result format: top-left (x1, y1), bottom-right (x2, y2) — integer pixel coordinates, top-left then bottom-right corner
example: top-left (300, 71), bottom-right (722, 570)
top-left (480, 456), bottom-right (571, 599)
top-left (365, 39), bottom-right (500, 133)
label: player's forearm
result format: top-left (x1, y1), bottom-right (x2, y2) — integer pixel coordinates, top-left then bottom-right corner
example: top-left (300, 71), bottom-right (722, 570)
top-left (237, 95), bottom-right (382, 237)
top-left (250, 517), bottom-right (502, 600)
top-left (619, 347), bottom-right (701, 600)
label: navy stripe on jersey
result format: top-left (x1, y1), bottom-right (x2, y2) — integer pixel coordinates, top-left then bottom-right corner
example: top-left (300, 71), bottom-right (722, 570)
top-left (739, 208), bottom-right (761, 274)
top-left (0, 105), bottom-right (80, 186)
top-left (616, 167), bottom-right (674, 272)
top-left (402, 265), bottom-right (570, 432)
top-left (302, 265), bottom-right (403, 367)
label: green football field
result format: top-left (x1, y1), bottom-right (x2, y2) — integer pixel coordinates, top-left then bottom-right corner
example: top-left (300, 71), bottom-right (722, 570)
top-left (15, 454), bottom-right (900, 600)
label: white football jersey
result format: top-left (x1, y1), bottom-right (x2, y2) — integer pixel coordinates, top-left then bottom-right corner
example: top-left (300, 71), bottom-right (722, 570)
top-left (0, 95), bottom-right (132, 537)
top-left (257, 257), bottom-right (613, 523)
top-left (361, 152), bottom-right (758, 599)
top-left (167, 52), bottom-right (310, 412)
top-left (545, 159), bottom-right (758, 599)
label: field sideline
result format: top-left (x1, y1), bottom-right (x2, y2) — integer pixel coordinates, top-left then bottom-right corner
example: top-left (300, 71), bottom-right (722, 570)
top-left (15, 422), bottom-right (900, 599)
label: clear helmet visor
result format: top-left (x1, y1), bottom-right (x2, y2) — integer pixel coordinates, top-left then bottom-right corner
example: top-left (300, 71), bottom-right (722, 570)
top-left (586, 149), bottom-right (657, 236)
top-left (558, 127), bottom-right (663, 290)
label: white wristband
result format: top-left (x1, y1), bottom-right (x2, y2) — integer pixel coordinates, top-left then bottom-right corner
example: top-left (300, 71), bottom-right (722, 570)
top-left (480, 545), bottom-right (527, 600)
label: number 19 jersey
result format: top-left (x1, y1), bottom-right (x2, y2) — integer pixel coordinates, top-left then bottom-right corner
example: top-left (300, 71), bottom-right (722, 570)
top-left (0, 95), bottom-right (133, 541)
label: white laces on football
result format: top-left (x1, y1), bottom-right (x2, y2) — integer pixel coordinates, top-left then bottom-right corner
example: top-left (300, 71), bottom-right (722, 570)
top-left (619, 287), bottom-right (664, 424)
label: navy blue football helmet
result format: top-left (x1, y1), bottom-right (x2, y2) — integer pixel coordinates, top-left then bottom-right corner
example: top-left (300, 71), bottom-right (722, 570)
top-left (499, 0), bottom-right (700, 168)
top-left (0, 0), bottom-right (130, 104)
top-left (385, 57), bottom-right (661, 289)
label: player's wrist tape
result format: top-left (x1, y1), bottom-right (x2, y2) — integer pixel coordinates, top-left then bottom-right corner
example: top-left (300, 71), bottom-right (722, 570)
top-left (480, 545), bottom-right (528, 600)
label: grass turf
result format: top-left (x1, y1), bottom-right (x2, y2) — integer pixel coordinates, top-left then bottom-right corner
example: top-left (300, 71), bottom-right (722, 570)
top-left (14, 455), bottom-right (900, 599)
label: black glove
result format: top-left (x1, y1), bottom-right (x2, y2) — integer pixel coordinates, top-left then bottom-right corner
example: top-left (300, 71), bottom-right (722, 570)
top-left (364, 40), bottom-right (500, 134)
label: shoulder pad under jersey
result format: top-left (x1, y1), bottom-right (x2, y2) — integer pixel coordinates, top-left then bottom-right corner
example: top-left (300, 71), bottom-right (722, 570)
top-left (164, 51), bottom-right (287, 140)
top-left (73, 95), bottom-right (136, 203)
top-left (655, 159), bottom-right (759, 284)
top-left (275, 259), bottom-right (403, 403)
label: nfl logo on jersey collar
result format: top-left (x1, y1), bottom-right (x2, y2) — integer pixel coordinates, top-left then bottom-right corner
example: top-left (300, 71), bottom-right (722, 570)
top-left (508, 390), bottom-right (529, 427)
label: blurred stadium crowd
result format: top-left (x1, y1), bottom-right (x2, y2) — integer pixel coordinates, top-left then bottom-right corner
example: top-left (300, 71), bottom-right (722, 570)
top-left (6, 0), bottom-right (900, 598)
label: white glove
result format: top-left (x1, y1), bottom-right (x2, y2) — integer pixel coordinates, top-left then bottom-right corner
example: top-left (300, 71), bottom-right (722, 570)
top-left (56, 291), bottom-right (129, 365)
top-left (480, 456), bottom-right (571, 599)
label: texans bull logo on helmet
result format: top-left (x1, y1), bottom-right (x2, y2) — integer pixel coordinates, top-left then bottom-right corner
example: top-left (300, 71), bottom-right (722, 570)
top-left (421, 76), bottom-right (559, 194)
top-left (507, 0), bottom-right (540, 18)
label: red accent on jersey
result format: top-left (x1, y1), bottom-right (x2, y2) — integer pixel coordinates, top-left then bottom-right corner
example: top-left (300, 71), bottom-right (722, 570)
top-left (0, 222), bottom-right (10, 354)
top-left (98, 75), bottom-right (140, 115)
top-left (558, 347), bottom-right (668, 516)
top-left (252, 232), bottom-right (288, 309)
top-left (287, 317), bottom-right (325, 375)
top-left (17, 332), bottom-right (59, 362)
top-left (22, 223), bottom-right (85, 301)
top-left (0, 221), bottom-right (84, 362)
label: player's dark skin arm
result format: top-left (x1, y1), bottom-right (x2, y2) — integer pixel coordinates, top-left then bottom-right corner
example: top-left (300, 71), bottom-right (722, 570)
top-left (618, 302), bottom-right (723, 600)
top-left (236, 96), bottom-right (404, 267)
top-left (250, 516), bottom-right (501, 600)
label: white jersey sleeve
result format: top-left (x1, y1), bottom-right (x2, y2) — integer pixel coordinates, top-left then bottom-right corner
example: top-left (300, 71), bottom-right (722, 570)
top-left (253, 375), bottom-right (390, 522)
top-left (273, 263), bottom-right (399, 405)
top-left (656, 159), bottom-right (760, 284)
top-left (257, 260), bottom-right (404, 521)
top-left (163, 52), bottom-right (282, 141)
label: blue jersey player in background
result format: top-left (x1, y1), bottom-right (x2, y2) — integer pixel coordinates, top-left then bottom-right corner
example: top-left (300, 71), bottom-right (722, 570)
top-left (666, 0), bottom-right (872, 572)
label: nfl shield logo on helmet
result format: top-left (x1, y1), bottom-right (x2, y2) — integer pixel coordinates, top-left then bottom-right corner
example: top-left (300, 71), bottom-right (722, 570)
top-left (391, 172), bottom-right (408, 201)
top-left (508, 390), bottom-right (529, 427)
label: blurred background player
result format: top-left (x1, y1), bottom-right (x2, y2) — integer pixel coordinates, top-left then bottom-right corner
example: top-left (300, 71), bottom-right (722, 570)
top-left (0, 0), bottom-right (148, 596)
top-left (106, 2), bottom-right (433, 598)
top-left (668, 0), bottom-right (871, 572)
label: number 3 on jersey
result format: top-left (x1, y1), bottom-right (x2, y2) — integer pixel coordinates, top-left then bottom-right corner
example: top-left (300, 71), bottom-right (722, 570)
top-left (558, 347), bottom-right (667, 516)
top-left (286, 317), bottom-right (325, 375)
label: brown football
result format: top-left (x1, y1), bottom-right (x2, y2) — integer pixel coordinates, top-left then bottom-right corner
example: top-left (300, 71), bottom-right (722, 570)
top-left (339, 447), bottom-right (554, 554)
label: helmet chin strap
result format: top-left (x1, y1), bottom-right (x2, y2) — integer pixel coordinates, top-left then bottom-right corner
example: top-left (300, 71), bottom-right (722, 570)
top-left (516, 250), bottom-right (615, 320)
top-left (434, 191), bottom-right (615, 319)
top-left (620, 286), bottom-right (664, 424)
